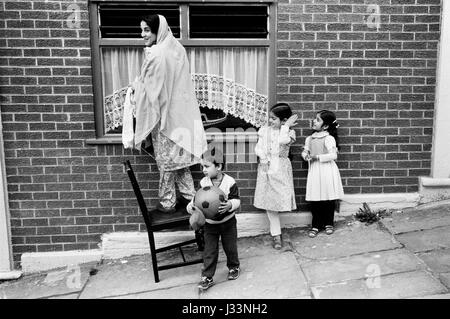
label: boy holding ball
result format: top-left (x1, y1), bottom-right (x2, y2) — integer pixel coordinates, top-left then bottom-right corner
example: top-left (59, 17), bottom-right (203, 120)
top-left (186, 147), bottom-right (241, 291)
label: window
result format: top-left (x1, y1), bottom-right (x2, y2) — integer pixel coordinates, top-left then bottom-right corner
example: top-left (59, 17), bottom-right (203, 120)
top-left (89, 0), bottom-right (276, 140)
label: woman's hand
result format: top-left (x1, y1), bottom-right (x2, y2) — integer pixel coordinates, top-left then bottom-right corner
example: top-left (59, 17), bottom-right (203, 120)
top-left (128, 76), bottom-right (140, 93)
top-left (128, 83), bottom-right (135, 94)
top-left (310, 155), bottom-right (319, 162)
top-left (284, 114), bottom-right (298, 128)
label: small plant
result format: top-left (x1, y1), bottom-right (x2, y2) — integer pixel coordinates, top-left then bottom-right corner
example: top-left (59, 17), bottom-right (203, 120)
top-left (355, 202), bottom-right (391, 225)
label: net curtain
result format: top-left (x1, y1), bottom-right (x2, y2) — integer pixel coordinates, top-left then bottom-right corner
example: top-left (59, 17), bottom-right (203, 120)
top-left (101, 47), bottom-right (269, 133)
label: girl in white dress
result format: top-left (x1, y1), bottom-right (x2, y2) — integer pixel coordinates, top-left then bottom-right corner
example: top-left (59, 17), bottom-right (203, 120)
top-left (254, 103), bottom-right (298, 249)
top-left (301, 110), bottom-right (344, 238)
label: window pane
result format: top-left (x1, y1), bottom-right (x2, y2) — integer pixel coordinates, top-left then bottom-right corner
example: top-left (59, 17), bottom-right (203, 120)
top-left (102, 47), bottom-right (143, 134)
top-left (189, 5), bottom-right (268, 38)
top-left (101, 47), bottom-right (269, 135)
top-left (99, 4), bottom-right (180, 38)
top-left (187, 47), bottom-right (269, 131)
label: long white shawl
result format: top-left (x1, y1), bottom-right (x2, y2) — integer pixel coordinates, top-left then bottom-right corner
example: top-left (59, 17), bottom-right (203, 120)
top-left (133, 15), bottom-right (207, 158)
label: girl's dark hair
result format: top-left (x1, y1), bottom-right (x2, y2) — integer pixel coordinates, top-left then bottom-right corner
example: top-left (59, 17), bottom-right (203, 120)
top-left (317, 110), bottom-right (340, 150)
top-left (270, 102), bottom-right (294, 161)
top-left (141, 14), bottom-right (159, 38)
top-left (270, 102), bottom-right (292, 121)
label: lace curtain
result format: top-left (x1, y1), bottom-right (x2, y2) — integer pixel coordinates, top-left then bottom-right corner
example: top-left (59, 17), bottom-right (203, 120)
top-left (102, 47), bottom-right (269, 134)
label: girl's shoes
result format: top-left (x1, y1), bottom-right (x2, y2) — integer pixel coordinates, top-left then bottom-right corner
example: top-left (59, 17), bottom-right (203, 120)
top-left (308, 228), bottom-right (319, 238)
top-left (325, 225), bottom-right (334, 235)
top-left (273, 235), bottom-right (282, 250)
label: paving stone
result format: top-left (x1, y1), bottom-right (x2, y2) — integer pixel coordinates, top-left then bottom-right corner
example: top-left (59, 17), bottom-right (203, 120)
top-left (302, 248), bottom-right (424, 286)
top-left (79, 254), bottom-right (202, 299)
top-left (439, 272), bottom-right (450, 289)
top-left (311, 270), bottom-right (447, 299)
top-left (381, 203), bottom-right (450, 234)
top-left (288, 223), bottom-right (401, 261)
top-left (417, 249), bottom-right (450, 273)
top-left (107, 284), bottom-right (199, 299)
top-left (199, 253), bottom-right (309, 299)
top-left (47, 293), bottom-right (80, 299)
top-left (395, 226), bottom-right (450, 253)
top-left (0, 263), bottom-right (93, 299)
top-left (409, 293), bottom-right (450, 299)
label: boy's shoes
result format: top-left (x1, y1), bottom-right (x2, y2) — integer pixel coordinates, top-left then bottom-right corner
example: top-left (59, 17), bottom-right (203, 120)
top-left (308, 228), bottom-right (319, 238)
top-left (198, 276), bottom-right (214, 290)
top-left (273, 235), bottom-right (282, 250)
top-left (325, 225), bottom-right (334, 235)
top-left (227, 267), bottom-right (240, 280)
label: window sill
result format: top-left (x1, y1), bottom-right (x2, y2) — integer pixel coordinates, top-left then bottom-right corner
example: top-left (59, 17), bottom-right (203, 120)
top-left (85, 136), bottom-right (122, 145)
top-left (85, 131), bottom-right (258, 145)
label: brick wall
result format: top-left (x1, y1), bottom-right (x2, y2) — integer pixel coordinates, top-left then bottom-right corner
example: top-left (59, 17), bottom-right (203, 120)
top-left (0, 0), bottom-right (441, 267)
top-left (278, 0), bottom-right (439, 196)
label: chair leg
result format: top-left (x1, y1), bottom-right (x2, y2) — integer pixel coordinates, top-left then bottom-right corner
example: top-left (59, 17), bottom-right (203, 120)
top-left (147, 231), bottom-right (160, 283)
top-left (178, 247), bottom-right (186, 262)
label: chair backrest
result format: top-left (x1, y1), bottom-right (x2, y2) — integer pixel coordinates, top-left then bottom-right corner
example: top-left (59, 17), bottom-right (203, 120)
top-left (124, 160), bottom-right (153, 229)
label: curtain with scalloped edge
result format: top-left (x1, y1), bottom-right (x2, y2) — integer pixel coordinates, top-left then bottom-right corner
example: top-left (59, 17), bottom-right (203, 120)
top-left (102, 47), bottom-right (269, 134)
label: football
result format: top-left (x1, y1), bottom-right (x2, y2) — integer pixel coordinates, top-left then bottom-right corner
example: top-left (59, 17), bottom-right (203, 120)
top-left (193, 186), bottom-right (226, 219)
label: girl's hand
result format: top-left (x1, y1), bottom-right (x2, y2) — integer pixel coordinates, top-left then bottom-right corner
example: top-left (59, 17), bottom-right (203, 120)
top-left (284, 114), bottom-right (298, 128)
top-left (310, 155), bottom-right (319, 162)
top-left (218, 201), bottom-right (232, 214)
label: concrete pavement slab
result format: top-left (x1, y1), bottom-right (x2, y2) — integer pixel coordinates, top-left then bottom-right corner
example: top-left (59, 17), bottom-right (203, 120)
top-left (395, 225), bottom-right (450, 253)
top-left (79, 254), bottom-right (202, 299)
top-left (199, 253), bottom-right (310, 299)
top-left (439, 272), bottom-right (450, 289)
top-left (47, 293), bottom-right (80, 299)
top-left (107, 284), bottom-right (199, 299)
top-left (302, 248), bottom-right (425, 286)
top-left (417, 249), bottom-right (450, 273)
top-left (381, 203), bottom-right (450, 234)
top-left (311, 270), bottom-right (447, 299)
top-left (79, 233), bottom-right (300, 299)
top-left (0, 262), bottom-right (94, 299)
top-left (288, 223), bottom-right (401, 261)
top-left (409, 293), bottom-right (450, 299)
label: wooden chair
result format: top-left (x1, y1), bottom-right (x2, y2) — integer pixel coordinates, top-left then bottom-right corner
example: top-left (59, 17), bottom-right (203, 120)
top-left (124, 160), bottom-right (203, 283)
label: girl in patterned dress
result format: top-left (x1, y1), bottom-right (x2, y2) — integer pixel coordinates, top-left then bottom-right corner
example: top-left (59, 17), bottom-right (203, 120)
top-left (301, 110), bottom-right (344, 238)
top-left (253, 103), bottom-right (298, 249)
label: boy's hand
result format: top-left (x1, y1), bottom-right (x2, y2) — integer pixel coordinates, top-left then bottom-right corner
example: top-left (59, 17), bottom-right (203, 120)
top-left (218, 201), bottom-right (232, 214)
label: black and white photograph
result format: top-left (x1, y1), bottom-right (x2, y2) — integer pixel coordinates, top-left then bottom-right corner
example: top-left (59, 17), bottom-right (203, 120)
top-left (0, 0), bottom-right (449, 307)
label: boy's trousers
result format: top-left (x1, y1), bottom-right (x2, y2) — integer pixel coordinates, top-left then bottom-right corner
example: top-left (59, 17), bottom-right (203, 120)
top-left (202, 216), bottom-right (240, 278)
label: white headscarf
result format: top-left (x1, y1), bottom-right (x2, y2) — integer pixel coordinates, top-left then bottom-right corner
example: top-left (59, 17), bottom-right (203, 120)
top-left (133, 15), bottom-right (207, 159)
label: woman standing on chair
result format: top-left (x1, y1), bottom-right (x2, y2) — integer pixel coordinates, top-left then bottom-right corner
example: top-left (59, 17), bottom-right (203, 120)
top-left (130, 14), bottom-right (207, 213)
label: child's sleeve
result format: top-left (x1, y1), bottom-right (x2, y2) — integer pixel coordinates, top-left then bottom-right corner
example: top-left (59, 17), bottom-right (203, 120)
top-left (318, 136), bottom-right (338, 162)
top-left (254, 127), bottom-right (268, 163)
top-left (301, 136), bottom-right (311, 161)
top-left (279, 125), bottom-right (296, 145)
top-left (227, 182), bottom-right (241, 212)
